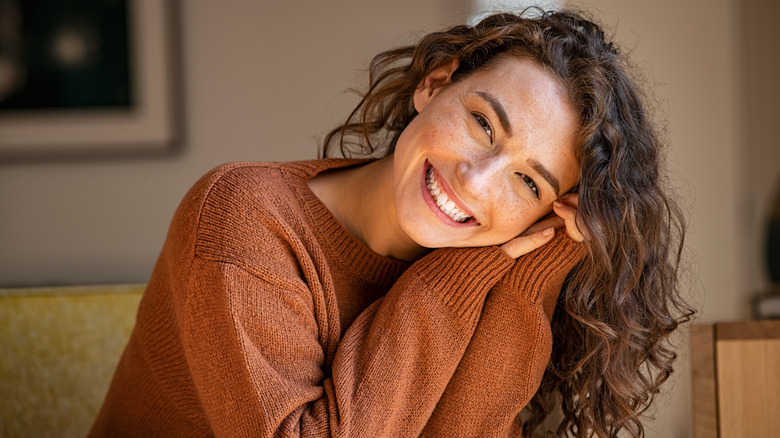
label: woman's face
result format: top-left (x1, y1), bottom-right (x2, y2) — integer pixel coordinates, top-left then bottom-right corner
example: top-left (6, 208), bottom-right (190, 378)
top-left (392, 55), bottom-right (580, 249)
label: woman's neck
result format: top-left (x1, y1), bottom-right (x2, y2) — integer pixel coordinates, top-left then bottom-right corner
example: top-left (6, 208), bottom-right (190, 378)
top-left (308, 156), bottom-right (427, 261)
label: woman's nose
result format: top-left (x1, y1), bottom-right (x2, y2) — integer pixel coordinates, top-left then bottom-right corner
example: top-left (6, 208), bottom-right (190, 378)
top-left (455, 157), bottom-right (504, 198)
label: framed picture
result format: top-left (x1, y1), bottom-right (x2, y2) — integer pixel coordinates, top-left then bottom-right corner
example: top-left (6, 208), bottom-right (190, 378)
top-left (0, 0), bottom-right (178, 158)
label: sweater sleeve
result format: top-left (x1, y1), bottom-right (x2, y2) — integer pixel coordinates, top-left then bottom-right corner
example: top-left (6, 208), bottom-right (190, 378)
top-left (180, 243), bottom-right (514, 437)
top-left (421, 232), bottom-right (585, 436)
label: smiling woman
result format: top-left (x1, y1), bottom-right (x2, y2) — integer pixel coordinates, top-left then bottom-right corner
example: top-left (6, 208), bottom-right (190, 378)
top-left (388, 56), bottom-right (580, 255)
top-left (90, 9), bottom-right (692, 438)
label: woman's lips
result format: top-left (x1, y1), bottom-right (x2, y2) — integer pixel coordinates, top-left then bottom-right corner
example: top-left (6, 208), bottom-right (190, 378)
top-left (421, 161), bottom-right (479, 227)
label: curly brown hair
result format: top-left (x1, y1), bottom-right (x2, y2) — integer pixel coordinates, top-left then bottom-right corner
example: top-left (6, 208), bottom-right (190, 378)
top-left (323, 8), bottom-right (693, 438)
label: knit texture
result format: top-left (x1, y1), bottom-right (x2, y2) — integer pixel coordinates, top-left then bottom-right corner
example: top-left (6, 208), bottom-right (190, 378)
top-left (88, 159), bottom-right (584, 437)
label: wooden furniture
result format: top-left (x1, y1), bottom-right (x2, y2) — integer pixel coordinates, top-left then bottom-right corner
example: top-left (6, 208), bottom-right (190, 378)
top-left (691, 319), bottom-right (780, 437)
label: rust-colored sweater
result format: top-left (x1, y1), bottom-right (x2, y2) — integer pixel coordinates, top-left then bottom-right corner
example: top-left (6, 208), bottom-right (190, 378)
top-left (89, 159), bottom-right (583, 437)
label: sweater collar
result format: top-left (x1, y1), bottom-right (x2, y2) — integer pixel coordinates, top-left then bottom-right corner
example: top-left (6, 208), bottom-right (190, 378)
top-left (282, 159), bottom-right (412, 287)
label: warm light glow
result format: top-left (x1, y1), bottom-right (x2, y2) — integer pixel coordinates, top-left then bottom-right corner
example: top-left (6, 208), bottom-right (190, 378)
top-left (470, 0), bottom-right (566, 24)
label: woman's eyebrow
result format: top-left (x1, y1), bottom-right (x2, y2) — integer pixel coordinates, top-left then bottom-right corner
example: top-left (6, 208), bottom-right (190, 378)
top-left (475, 91), bottom-right (513, 138)
top-left (528, 158), bottom-right (561, 197)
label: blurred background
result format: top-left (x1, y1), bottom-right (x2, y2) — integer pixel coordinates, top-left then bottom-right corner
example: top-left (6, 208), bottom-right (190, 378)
top-left (1, 0), bottom-right (779, 436)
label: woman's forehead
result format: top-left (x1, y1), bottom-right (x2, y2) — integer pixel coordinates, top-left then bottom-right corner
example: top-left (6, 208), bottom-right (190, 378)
top-left (464, 56), bottom-right (566, 100)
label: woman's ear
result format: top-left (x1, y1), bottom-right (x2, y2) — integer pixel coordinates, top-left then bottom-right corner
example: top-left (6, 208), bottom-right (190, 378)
top-left (413, 58), bottom-right (459, 112)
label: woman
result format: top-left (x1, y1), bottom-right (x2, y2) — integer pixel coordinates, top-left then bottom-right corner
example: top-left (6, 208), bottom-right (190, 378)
top-left (90, 9), bottom-right (692, 438)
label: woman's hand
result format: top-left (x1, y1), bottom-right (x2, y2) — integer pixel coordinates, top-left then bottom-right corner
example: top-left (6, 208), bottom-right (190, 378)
top-left (499, 192), bottom-right (585, 258)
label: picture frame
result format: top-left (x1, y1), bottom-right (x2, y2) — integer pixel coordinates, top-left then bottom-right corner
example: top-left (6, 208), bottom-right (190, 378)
top-left (0, 0), bottom-right (179, 159)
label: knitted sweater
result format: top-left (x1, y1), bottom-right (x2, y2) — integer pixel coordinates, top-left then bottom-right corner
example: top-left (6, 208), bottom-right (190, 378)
top-left (89, 159), bottom-right (584, 437)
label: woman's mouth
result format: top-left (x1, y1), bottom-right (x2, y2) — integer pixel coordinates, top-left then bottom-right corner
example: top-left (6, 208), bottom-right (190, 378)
top-left (424, 164), bottom-right (475, 224)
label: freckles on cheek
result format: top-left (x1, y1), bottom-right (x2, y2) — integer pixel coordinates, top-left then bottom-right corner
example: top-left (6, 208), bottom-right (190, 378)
top-left (430, 115), bottom-right (462, 148)
top-left (500, 200), bottom-right (541, 235)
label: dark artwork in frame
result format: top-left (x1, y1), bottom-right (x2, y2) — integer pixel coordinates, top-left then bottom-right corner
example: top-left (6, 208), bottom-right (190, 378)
top-left (0, 0), bottom-right (133, 112)
top-left (0, 0), bottom-right (178, 160)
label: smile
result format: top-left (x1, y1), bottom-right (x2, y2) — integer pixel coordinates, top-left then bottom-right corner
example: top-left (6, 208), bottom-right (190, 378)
top-left (425, 166), bottom-right (473, 223)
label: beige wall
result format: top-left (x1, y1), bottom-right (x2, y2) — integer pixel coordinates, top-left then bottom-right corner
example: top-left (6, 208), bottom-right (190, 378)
top-left (741, 0), bottom-right (780, 296)
top-left (2, 0), bottom-right (775, 436)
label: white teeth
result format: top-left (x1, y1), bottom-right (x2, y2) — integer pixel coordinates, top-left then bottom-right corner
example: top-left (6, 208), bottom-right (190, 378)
top-left (425, 167), bottom-right (472, 223)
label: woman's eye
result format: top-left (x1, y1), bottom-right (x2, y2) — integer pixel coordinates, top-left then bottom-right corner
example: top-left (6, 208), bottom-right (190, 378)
top-left (519, 173), bottom-right (540, 198)
top-left (473, 113), bottom-right (493, 140)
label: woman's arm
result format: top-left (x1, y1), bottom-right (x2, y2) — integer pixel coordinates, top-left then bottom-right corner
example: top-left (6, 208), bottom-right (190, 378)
top-left (180, 245), bottom-right (514, 437)
top-left (422, 233), bottom-right (585, 435)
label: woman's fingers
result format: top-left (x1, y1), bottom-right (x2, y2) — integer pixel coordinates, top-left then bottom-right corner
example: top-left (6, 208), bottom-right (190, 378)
top-left (502, 192), bottom-right (585, 259)
top-left (500, 227), bottom-right (555, 259)
top-left (553, 193), bottom-right (586, 242)
top-left (521, 212), bottom-right (565, 236)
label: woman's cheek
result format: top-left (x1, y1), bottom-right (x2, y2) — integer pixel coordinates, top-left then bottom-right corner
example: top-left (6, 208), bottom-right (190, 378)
top-left (506, 200), bottom-right (541, 237)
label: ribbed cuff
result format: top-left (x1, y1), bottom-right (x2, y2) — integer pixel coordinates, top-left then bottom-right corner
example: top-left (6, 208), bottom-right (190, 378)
top-left (503, 233), bottom-right (585, 303)
top-left (412, 246), bottom-right (515, 319)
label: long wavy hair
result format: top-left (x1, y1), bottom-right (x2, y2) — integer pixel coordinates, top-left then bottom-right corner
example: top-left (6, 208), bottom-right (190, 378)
top-left (323, 9), bottom-right (693, 438)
